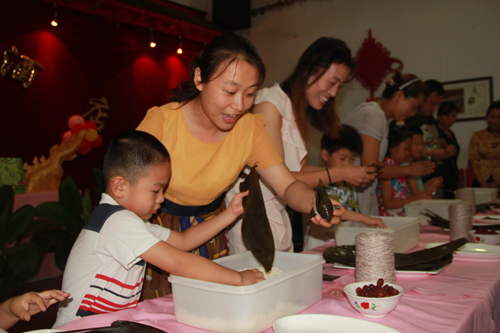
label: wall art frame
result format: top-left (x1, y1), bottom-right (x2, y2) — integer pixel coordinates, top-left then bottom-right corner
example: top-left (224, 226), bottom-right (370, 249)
top-left (441, 76), bottom-right (493, 121)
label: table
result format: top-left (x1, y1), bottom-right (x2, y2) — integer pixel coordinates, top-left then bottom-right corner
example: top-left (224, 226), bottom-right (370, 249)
top-left (14, 191), bottom-right (58, 211)
top-left (56, 226), bottom-right (500, 333)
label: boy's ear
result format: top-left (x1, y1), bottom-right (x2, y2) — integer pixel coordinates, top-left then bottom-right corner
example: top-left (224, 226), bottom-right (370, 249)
top-left (320, 148), bottom-right (330, 162)
top-left (194, 67), bottom-right (203, 91)
top-left (109, 175), bottom-right (128, 198)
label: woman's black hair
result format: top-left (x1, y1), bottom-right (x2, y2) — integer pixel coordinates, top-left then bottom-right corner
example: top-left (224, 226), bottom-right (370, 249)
top-left (387, 122), bottom-right (413, 154)
top-left (381, 72), bottom-right (428, 100)
top-left (321, 124), bottom-right (363, 156)
top-left (486, 100), bottom-right (500, 116)
top-left (281, 37), bottom-right (357, 140)
top-left (438, 101), bottom-right (459, 117)
top-left (171, 34), bottom-right (266, 104)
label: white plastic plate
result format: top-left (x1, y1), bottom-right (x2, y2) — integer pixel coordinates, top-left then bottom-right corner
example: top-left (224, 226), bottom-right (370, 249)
top-left (333, 263), bottom-right (445, 277)
top-left (273, 314), bottom-right (402, 333)
top-left (472, 215), bottom-right (500, 226)
top-left (425, 242), bottom-right (500, 260)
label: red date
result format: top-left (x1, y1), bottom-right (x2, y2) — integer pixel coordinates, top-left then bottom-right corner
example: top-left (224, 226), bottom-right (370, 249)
top-left (356, 278), bottom-right (399, 297)
top-left (475, 227), bottom-right (499, 235)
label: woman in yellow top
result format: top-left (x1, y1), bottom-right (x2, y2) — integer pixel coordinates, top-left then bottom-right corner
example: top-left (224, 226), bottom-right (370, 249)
top-left (469, 101), bottom-right (500, 188)
top-left (137, 34), bottom-right (345, 296)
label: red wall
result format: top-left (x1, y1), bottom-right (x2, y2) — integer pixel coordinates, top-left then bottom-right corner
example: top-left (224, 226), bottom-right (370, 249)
top-left (0, 0), bottom-right (200, 190)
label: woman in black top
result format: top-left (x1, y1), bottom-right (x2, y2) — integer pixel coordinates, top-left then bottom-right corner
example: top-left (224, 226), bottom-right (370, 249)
top-left (437, 101), bottom-right (461, 198)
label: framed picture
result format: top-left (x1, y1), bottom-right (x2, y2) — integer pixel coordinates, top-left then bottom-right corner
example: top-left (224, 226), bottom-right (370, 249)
top-left (441, 76), bottom-right (493, 121)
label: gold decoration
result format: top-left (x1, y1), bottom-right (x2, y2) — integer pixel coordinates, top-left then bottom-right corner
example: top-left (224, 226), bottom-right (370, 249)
top-left (23, 131), bottom-right (87, 193)
top-left (1, 45), bottom-right (43, 89)
top-left (82, 97), bottom-right (109, 132)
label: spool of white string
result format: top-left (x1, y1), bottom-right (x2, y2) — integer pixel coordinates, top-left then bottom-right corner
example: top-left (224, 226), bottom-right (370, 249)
top-left (449, 201), bottom-right (473, 241)
top-left (355, 231), bottom-right (396, 283)
top-left (455, 188), bottom-right (476, 215)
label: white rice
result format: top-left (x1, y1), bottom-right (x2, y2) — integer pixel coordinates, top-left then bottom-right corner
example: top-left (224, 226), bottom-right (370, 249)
top-left (240, 266), bottom-right (285, 279)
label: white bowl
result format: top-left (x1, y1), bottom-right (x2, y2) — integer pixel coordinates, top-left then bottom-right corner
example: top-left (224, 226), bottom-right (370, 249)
top-left (469, 230), bottom-right (500, 245)
top-left (343, 281), bottom-right (404, 318)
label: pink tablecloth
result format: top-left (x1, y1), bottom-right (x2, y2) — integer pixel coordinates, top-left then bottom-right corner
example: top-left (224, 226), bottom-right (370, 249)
top-left (57, 226), bottom-right (500, 333)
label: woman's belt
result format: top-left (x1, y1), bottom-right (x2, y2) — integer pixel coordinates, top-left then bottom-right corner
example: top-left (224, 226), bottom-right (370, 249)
top-left (160, 191), bottom-right (226, 216)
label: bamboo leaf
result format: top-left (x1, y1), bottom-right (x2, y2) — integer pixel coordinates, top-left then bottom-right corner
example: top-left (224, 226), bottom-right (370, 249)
top-left (240, 167), bottom-right (275, 272)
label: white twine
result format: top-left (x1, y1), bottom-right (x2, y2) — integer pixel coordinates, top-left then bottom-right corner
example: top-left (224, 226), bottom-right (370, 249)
top-left (455, 189), bottom-right (476, 215)
top-left (355, 231), bottom-right (396, 284)
top-left (449, 201), bottom-right (473, 241)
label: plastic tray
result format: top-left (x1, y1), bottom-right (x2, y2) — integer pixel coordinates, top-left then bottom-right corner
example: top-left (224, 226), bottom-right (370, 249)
top-left (334, 216), bottom-right (420, 253)
top-left (169, 251), bottom-right (324, 333)
top-left (404, 199), bottom-right (462, 225)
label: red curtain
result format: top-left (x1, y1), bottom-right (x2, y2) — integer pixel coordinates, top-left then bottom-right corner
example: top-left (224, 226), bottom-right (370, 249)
top-left (0, 0), bottom-right (201, 190)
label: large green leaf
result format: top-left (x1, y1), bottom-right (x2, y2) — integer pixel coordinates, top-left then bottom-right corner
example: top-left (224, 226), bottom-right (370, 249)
top-left (6, 242), bottom-right (41, 280)
top-left (36, 201), bottom-right (66, 221)
top-left (59, 176), bottom-right (83, 217)
top-left (24, 217), bottom-right (64, 235)
top-left (55, 238), bottom-right (75, 271)
top-left (0, 255), bottom-right (5, 273)
top-left (0, 270), bottom-right (20, 302)
top-left (36, 201), bottom-right (82, 232)
top-left (0, 185), bottom-right (14, 244)
top-left (82, 189), bottom-right (92, 222)
top-left (93, 168), bottom-right (105, 204)
top-left (2, 204), bottom-right (36, 244)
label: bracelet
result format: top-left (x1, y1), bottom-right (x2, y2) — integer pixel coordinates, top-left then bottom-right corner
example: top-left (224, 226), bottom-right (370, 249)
top-left (325, 168), bottom-right (332, 185)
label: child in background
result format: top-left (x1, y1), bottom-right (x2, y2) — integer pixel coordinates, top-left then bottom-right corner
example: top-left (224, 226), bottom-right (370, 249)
top-left (377, 124), bottom-right (433, 216)
top-left (54, 131), bottom-right (264, 327)
top-left (0, 290), bottom-right (69, 330)
top-left (406, 125), bottom-right (443, 197)
top-left (303, 125), bottom-right (386, 250)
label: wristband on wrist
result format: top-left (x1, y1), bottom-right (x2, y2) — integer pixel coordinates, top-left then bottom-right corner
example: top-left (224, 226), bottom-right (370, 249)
top-left (326, 168), bottom-right (333, 185)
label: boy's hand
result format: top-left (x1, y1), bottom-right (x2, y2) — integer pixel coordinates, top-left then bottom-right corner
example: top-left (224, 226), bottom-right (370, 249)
top-left (238, 269), bottom-right (265, 285)
top-left (365, 217), bottom-right (387, 229)
top-left (310, 199), bottom-right (345, 228)
top-left (445, 145), bottom-right (457, 158)
top-left (228, 190), bottom-right (249, 217)
top-left (10, 290), bottom-right (70, 322)
top-left (416, 189), bottom-right (434, 200)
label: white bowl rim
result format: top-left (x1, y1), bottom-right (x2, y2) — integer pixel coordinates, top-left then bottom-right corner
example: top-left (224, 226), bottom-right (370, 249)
top-left (469, 230), bottom-right (500, 236)
top-left (343, 281), bottom-right (404, 299)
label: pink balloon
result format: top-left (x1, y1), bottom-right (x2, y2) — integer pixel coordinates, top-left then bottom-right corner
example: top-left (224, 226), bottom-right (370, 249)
top-left (68, 115), bottom-right (85, 129)
top-left (62, 130), bottom-right (72, 142)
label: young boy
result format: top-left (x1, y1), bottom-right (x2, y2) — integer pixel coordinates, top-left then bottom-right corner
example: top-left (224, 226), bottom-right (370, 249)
top-left (406, 125), bottom-right (443, 197)
top-left (303, 125), bottom-right (386, 250)
top-left (54, 131), bottom-right (264, 327)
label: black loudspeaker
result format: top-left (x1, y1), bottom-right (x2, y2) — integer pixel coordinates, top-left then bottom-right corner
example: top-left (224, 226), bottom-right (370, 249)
top-left (212, 0), bottom-right (251, 30)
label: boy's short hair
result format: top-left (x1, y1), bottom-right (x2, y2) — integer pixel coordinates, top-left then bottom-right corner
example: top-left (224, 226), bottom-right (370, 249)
top-left (387, 123), bottom-right (413, 151)
top-left (424, 79), bottom-right (445, 96)
top-left (103, 130), bottom-right (170, 186)
top-left (321, 124), bottom-right (363, 155)
top-left (438, 101), bottom-right (459, 116)
top-left (407, 124), bottom-right (423, 136)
